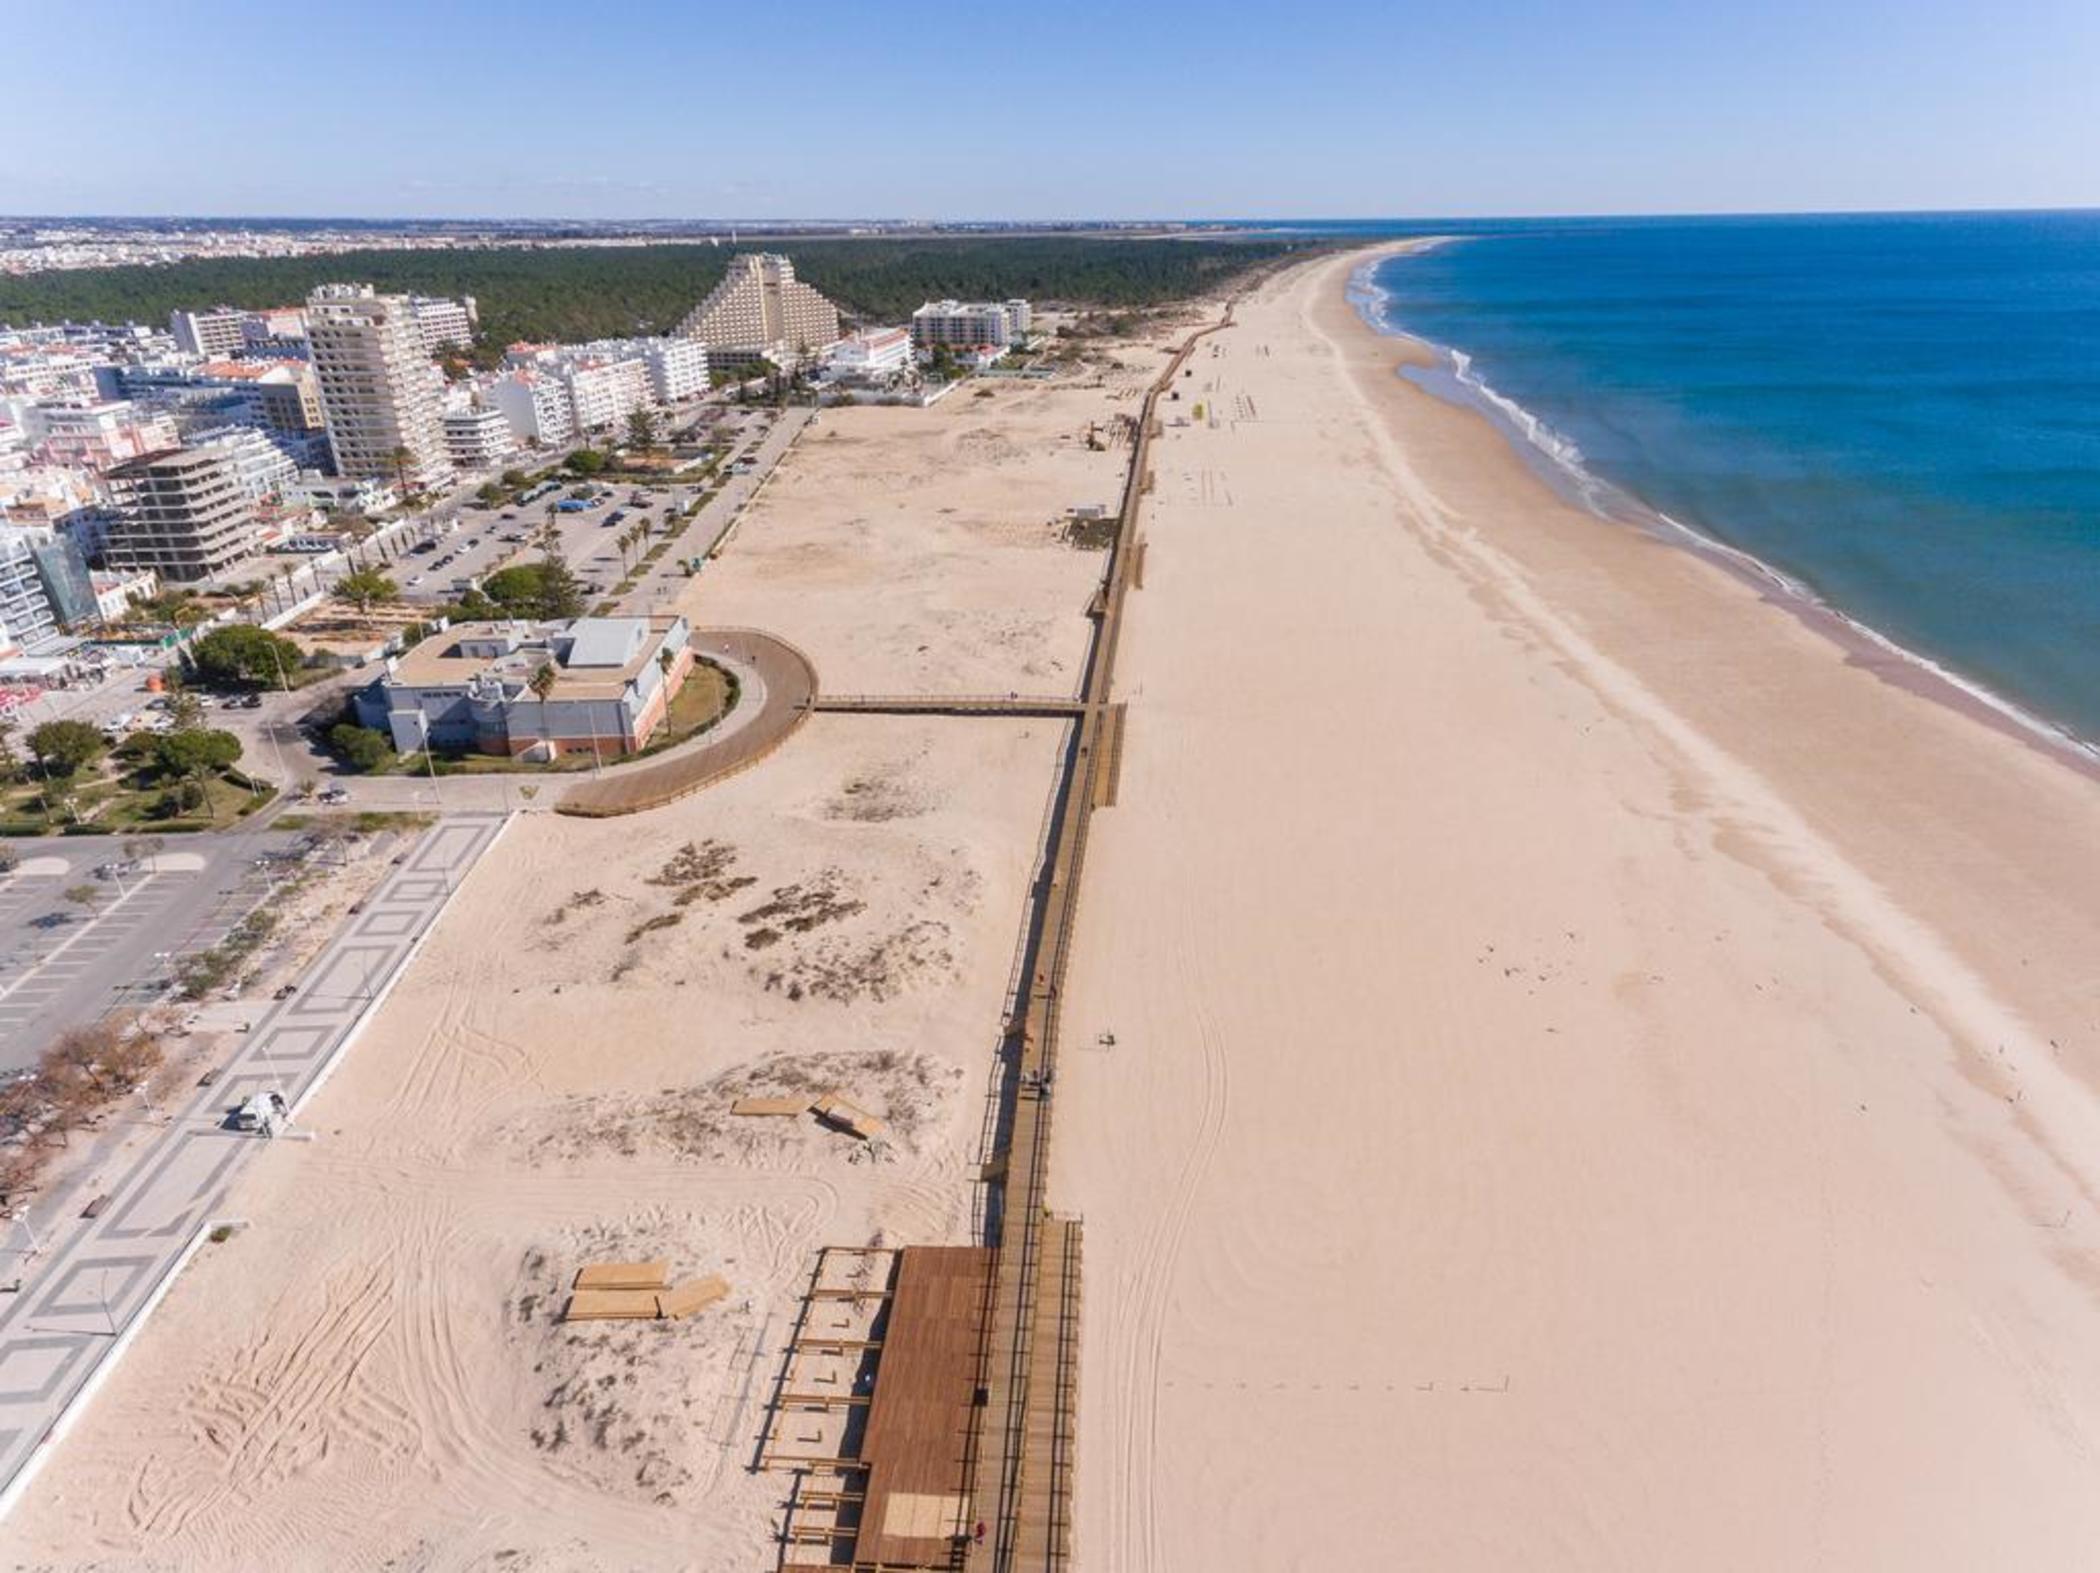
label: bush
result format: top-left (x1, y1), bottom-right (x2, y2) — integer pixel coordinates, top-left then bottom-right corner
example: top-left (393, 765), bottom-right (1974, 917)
top-left (328, 723), bottom-right (395, 773)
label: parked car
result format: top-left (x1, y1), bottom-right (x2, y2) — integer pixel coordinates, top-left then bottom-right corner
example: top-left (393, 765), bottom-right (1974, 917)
top-left (318, 786), bottom-right (350, 805)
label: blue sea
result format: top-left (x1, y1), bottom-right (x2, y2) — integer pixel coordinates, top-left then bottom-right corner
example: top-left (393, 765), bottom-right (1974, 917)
top-left (1296, 213), bottom-right (2100, 750)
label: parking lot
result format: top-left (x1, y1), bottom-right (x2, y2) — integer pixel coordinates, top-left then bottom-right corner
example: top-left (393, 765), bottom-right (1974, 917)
top-left (394, 406), bottom-right (782, 606)
top-left (0, 830), bottom-right (296, 1072)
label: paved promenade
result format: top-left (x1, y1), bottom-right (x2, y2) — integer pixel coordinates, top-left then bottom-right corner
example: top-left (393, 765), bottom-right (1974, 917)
top-left (0, 811), bottom-right (507, 1516)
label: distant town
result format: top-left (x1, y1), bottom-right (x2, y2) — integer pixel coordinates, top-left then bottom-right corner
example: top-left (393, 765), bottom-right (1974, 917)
top-left (0, 215), bottom-right (1220, 278)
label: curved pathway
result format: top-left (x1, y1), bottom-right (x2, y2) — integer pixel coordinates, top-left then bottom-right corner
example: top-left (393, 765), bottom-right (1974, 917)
top-left (556, 627), bottom-right (817, 817)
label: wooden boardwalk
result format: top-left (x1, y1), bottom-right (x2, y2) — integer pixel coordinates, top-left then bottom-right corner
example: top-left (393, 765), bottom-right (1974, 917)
top-left (967, 308), bottom-right (1237, 1573)
top-left (811, 695), bottom-right (1089, 720)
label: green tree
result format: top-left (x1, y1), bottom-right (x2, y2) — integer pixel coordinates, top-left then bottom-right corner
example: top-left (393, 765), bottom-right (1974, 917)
top-left (27, 720), bottom-right (104, 780)
top-left (165, 690), bottom-right (205, 731)
top-left (481, 562), bottom-right (577, 617)
top-left (625, 409), bottom-right (658, 451)
top-left (564, 448), bottom-right (607, 476)
top-left (188, 625), bottom-right (302, 689)
top-left (62, 884), bottom-right (101, 919)
top-left (0, 717), bottom-right (18, 784)
top-left (334, 567), bottom-right (399, 617)
top-left (388, 443), bottom-right (416, 499)
top-left (328, 723), bottom-right (394, 773)
top-left (153, 728), bottom-right (242, 817)
top-left (499, 469), bottom-right (528, 490)
top-left (475, 481), bottom-right (506, 506)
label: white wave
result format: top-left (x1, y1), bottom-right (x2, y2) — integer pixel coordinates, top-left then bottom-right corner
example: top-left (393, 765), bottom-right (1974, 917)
top-left (1351, 251), bottom-right (2100, 769)
top-left (1652, 504), bottom-right (2100, 765)
top-left (1447, 349), bottom-right (1589, 476)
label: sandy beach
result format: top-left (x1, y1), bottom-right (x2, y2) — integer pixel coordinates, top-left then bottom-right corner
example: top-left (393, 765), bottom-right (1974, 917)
top-left (1052, 248), bottom-right (2100, 1570)
top-left (14, 245), bottom-right (2100, 1572)
top-left (2, 351), bottom-right (1171, 1568)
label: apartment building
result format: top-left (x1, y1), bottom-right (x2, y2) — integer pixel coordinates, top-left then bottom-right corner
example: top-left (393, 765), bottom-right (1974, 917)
top-left (240, 306), bottom-right (309, 356)
top-left (103, 444), bottom-right (263, 581)
top-left (909, 299), bottom-right (1034, 352)
top-left (169, 307), bottom-right (249, 358)
top-left (184, 425), bottom-right (297, 505)
top-left (122, 359), bottom-right (326, 441)
top-left (23, 400), bottom-right (181, 473)
top-left (0, 528), bottom-right (84, 652)
top-left (638, 336), bottom-right (708, 402)
top-left (409, 294), bottom-right (479, 354)
top-left (443, 406), bottom-right (514, 469)
top-left (487, 368), bottom-right (575, 448)
top-left (562, 355), bottom-right (651, 434)
top-left (306, 284), bottom-right (454, 492)
top-left (675, 253), bottom-right (840, 364)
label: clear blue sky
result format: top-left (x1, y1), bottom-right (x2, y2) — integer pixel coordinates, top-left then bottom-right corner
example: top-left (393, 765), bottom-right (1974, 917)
top-left (7, 0), bottom-right (2097, 220)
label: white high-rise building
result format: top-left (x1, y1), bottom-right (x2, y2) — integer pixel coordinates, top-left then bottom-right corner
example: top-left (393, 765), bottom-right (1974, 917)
top-left (559, 356), bottom-right (651, 434)
top-left (409, 294), bottom-right (479, 354)
top-left (488, 369), bottom-right (575, 448)
top-left (305, 284), bottom-right (455, 493)
top-left (637, 337), bottom-right (709, 402)
top-left (169, 307), bottom-right (248, 358)
top-left (910, 299), bottom-right (1034, 351)
top-left (675, 253), bottom-right (840, 364)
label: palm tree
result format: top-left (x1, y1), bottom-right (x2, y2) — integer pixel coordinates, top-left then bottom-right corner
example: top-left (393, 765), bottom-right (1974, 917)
top-left (527, 661), bottom-right (559, 754)
top-left (389, 444), bottom-right (415, 502)
top-left (227, 579), bottom-right (267, 624)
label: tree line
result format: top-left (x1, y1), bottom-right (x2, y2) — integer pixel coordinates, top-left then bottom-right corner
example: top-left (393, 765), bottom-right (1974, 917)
top-left (0, 235), bottom-right (1321, 346)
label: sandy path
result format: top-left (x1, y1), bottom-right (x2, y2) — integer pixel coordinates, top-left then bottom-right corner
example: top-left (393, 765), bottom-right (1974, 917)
top-left (1053, 253), bottom-right (2100, 1570)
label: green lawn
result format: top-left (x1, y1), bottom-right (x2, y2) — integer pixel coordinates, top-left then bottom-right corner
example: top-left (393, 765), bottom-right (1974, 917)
top-left (0, 769), bottom-right (273, 835)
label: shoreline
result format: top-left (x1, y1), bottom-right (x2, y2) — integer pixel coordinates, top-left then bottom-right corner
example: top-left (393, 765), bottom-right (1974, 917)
top-left (1057, 245), bottom-right (2100, 1569)
top-left (1346, 244), bottom-right (2100, 783)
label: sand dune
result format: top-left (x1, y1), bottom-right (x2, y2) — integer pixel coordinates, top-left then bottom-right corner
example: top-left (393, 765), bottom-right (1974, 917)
top-left (1053, 251), bottom-right (2100, 1571)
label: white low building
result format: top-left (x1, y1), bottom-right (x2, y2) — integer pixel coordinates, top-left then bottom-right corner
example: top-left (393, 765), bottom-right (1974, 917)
top-left (443, 406), bottom-right (513, 469)
top-left (289, 471), bottom-right (399, 514)
top-left (828, 327), bottom-right (912, 380)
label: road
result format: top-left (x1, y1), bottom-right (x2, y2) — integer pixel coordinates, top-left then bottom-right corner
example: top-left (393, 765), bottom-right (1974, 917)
top-left (0, 830), bottom-right (298, 1073)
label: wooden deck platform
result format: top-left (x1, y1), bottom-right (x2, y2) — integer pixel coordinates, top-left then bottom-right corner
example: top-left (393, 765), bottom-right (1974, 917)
top-left (856, 1246), bottom-right (994, 1568)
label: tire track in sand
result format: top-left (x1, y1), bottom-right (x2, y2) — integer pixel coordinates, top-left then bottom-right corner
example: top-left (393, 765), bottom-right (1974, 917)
top-left (1110, 947), bottom-right (1230, 1573)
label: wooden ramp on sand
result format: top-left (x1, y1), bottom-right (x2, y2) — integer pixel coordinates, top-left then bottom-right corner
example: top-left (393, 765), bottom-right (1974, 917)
top-left (732, 1095), bottom-right (812, 1117)
top-left (659, 1275), bottom-right (730, 1320)
top-left (564, 1288), bottom-right (663, 1321)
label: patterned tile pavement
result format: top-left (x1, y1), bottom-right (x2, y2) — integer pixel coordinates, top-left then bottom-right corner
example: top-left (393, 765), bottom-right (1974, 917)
top-left (0, 812), bottom-right (508, 1516)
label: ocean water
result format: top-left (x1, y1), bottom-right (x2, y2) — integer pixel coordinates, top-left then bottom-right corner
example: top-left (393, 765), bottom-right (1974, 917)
top-left (1345, 212), bottom-right (2100, 750)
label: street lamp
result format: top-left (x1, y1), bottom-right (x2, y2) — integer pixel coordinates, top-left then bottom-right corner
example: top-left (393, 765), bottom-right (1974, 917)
top-left (413, 711), bottom-right (447, 821)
